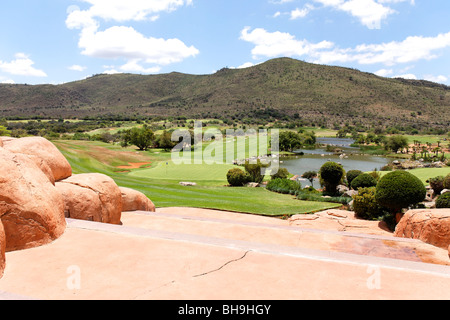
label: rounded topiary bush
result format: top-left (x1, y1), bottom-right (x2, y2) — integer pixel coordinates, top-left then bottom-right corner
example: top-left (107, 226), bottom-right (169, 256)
top-left (351, 173), bottom-right (378, 190)
top-left (227, 168), bottom-right (250, 187)
top-left (436, 193), bottom-right (450, 208)
top-left (375, 171), bottom-right (426, 213)
top-left (347, 170), bottom-right (363, 186)
top-left (319, 162), bottom-right (345, 195)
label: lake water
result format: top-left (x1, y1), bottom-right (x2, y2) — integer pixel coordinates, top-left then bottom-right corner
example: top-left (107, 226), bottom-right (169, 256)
top-left (279, 138), bottom-right (390, 187)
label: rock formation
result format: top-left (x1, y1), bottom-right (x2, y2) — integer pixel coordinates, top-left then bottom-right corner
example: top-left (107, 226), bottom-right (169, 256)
top-left (58, 174), bottom-right (123, 225)
top-left (395, 209), bottom-right (450, 249)
top-left (0, 222), bottom-right (5, 279)
top-left (2, 136), bottom-right (72, 182)
top-left (120, 187), bottom-right (156, 212)
top-left (0, 136), bottom-right (157, 279)
top-left (0, 148), bottom-right (66, 252)
top-left (56, 181), bottom-right (104, 222)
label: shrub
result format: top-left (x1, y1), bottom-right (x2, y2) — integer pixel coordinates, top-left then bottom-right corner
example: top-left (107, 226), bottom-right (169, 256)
top-left (319, 162), bottom-right (345, 195)
top-left (427, 176), bottom-right (445, 196)
top-left (436, 193), bottom-right (450, 208)
top-left (267, 178), bottom-right (301, 195)
top-left (351, 173), bottom-right (378, 190)
top-left (443, 174), bottom-right (450, 189)
top-left (227, 168), bottom-right (250, 187)
top-left (271, 168), bottom-right (290, 180)
top-left (353, 187), bottom-right (386, 220)
top-left (375, 171), bottom-right (426, 213)
top-left (346, 170), bottom-right (363, 186)
top-left (244, 159), bottom-right (269, 184)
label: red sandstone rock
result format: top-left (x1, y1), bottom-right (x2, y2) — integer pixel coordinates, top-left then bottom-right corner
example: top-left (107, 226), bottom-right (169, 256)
top-left (56, 182), bottom-right (103, 222)
top-left (395, 209), bottom-right (450, 249)
top-left (3, 137), bottom-right (72, 182)
top-left (120, 187), bottom-right (156, 212)
top-left (0, 222), bottom-right (5, 279)
top-left (0, 148), bottom-right (66, 252)
top-left (59, 173), bottom-right (122, 225)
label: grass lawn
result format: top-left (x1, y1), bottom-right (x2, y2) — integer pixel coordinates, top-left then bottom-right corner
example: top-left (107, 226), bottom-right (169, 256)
top-left (54, 140), bottom-right (340, 216)
top-left (378, 167), bottom-right (450, 184)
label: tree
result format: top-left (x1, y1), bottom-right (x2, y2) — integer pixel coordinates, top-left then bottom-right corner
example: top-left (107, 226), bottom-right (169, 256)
top-left (385, 135), bottom-right (408, 153)
top-left (156, 130), bottom-right (177, 151)
top-left (278, 131), bottom-right (303, 152)
top-left (302, 171), bottom-right (318, 187)
top-left (122, 125), bottom-right (155, 151)
top-left (0, 125), bottom-right (11, 137)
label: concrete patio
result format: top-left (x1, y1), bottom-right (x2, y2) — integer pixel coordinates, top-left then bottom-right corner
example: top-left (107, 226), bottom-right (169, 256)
top-left (0, 208), bottom-right (449, 300)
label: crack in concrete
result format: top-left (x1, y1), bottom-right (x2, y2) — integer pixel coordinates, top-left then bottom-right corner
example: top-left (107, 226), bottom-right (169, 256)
top-left (193, 251), bottom-right (252, 278)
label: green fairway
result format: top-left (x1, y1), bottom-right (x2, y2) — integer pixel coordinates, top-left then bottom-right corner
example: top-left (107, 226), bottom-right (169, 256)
top-left (54, 140), bottom-right (340, 216)
top-left (378, 167), bottom-right (450, 184)
top-left (129, 162), bottom-right (236, 182)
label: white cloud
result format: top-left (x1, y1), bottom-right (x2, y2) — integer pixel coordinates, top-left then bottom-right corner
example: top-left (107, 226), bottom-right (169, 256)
top-left (240, 27), bottom-right (450, 75)
top-left (68, 65), bottom-right (87, 72)
top-left (78, 25), bottom-right (199, 65)
top-left (313, 0), bottom-right (395, 29)
top-left (393, 73), bottom-right (417, 80)
top-left (290, 5), bottom-right (314, 20)
top-left (119, 60), bottom-right (162, 73)
top-left (240, 27), bottom-right (333, 60)
top-left (0, 53), bottom-right (47, 77)
top-left (375, 69), bottom-right (393, 77)
top-left (72, 0), bottom-right (193, 22)
top-left (424, 74), bottom-right (448, 84)
top-left (312, 31), bottom-right (450, 66)
top-left (1, 79), bottom-right (15, 84)
top-left (66, 0), bottom-right (198, 74)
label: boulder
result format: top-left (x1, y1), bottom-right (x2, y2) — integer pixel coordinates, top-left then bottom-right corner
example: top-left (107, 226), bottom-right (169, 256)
top-left (58, 173), bottom-right (122, 225)
top-left (0, 148), bottom-right (66, 252)
top-left (119, 187), bottom-right (155, 212)
top-left (3, 137), bottom-right (72, 182)
top-left (442, 189), bottom-right (450, 195)
top-left (0, 222), bottom-right (5, 279)
top-left (56, 182), bottom-right (103, 222)
top-left (394, 209), bottom-right (450, 249)
top-left (179, 182), bottom-right (197, 187)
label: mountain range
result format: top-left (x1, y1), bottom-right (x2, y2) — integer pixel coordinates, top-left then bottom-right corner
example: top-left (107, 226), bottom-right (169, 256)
top-left (0, 58), bottom-right (449, 129)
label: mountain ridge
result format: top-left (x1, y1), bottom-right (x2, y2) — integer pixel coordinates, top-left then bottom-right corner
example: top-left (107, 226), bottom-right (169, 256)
top-left (0, 58), bottom-right (449, 129)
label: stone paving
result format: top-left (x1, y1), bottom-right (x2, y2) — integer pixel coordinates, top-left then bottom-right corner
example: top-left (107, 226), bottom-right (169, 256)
top-left (0, 208), bottom-right (449, 300)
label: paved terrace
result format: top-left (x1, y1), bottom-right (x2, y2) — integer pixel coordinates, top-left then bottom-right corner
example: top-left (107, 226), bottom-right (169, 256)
top-left (0, 208), bottom-right (449, 300)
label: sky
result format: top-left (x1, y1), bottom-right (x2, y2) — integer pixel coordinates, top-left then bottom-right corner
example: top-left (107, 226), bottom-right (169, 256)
top-left (1, 0), bottom-right (450, 85)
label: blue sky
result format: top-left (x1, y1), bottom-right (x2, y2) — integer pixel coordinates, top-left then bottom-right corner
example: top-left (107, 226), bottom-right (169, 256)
top-left (1, 0), bottom-right (450, 85)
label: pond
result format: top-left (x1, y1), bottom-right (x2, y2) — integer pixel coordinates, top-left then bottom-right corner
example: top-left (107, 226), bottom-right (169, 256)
top-left (279, 138), bottom-right (390, 188)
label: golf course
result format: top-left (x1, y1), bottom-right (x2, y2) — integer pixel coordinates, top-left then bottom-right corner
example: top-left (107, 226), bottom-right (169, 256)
top-left (53, 136), bottom-right (450, 217)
